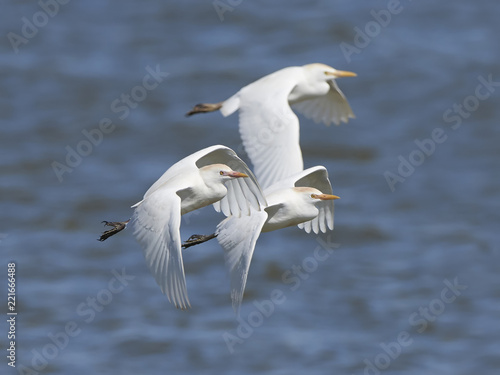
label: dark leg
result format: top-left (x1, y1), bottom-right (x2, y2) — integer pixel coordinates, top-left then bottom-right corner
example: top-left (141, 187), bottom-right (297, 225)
top-left (185, 102), bottom-right (223, 117)
top-left (98, 220), bottom-right (130, 241)
top-left (182, 233), bottom-right (217, 249)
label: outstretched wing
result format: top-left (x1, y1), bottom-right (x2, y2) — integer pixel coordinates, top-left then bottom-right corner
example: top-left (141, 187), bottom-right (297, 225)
top-left (236, 70), bottom-right (304, 189)
top-left (132, 189), bottom-right (190, 309)
top-left (216, 209), bottom-right (268, 314)
top-left (292, 80), bottom-right (354, 126)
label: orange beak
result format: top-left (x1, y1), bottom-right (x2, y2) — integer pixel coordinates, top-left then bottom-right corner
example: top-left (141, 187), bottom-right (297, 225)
top-left (311, 193), bottom-right (340, 200)
top-left (223, 171), bottom-right (248, 178)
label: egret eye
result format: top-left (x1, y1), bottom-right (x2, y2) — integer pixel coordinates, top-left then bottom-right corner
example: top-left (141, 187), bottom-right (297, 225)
top-left (219, 171), bottom-right (224, 176)
top-left (310, 193), bottom-right (316, 199)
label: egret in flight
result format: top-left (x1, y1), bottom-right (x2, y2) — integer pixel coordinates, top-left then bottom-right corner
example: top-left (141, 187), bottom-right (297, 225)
top-left (186, 64), bottom-right (356, 188)
top-left (183, 166), bottom-right (338, 313)
top-left (99, 145), bottom-right (267, 310)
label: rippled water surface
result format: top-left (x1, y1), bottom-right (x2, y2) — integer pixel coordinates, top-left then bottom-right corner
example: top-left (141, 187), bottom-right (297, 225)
top-left (1, 1), bottom-right (500, 374)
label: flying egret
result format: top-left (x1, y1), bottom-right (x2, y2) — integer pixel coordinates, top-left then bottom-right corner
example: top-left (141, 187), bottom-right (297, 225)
top-left (99, 145), bottom-right (267, 310)
top-left (186, 64), bottom-right (356, 188)
top-left (183, 166), bottom-right (338, 313)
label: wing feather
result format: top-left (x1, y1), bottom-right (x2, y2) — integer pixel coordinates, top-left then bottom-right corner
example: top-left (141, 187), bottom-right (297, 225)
top-left (238, 100), bottom-right (303, 189)
top-left (198, 146), bottom-right (267, 216)
top-left (292, 80), bottom-right (355, 126)
top-left (233, 70), bottom-right (304, 189)
top-left (216, 209), bottom-right (268, 314)
top-left (295, 166), bottom-right (335, 234)
top-left (132, 190), bottom-right (190, 309)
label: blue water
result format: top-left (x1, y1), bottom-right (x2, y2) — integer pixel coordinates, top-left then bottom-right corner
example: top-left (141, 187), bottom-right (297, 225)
top-left (1, 1), bottom-right (500, 374)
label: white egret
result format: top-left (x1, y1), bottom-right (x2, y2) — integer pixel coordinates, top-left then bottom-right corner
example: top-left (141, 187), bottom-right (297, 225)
top-left (183, 166), bottom-right (338, 313)
top-left (99, 145), bottom-right (267, 310)
top-left (186, 64), bottom-right (356, 188)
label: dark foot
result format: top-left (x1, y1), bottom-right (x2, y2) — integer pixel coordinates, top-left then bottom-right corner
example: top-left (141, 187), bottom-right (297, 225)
top-left (98, 220), bottom-right (130, 241)
top-left (185, 102), bottom-right (222, 117)
top-left (182, 233), bottom-right (217, 249)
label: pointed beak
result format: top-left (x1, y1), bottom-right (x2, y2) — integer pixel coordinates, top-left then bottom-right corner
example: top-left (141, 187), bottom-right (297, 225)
top-left (312, 194), bottom-right (340, 201)
top-left (223, 171), bottom-right (248, 178)
top-left (325, 70), bottom-right (357, 78)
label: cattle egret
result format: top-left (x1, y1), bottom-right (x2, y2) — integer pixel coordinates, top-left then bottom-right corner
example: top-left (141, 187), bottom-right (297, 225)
top-left (186, 64), bottom-right (356, 188)
top-left (183, 166), bottom-right (338, 313)
top-left (99, 145), bottom-right (267, 310)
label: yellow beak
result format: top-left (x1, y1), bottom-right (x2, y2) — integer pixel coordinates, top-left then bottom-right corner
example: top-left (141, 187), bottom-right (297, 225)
top-left (224, 171), bottom-right (248, 178)
top-left (325, 70), bottom-right (357, 78)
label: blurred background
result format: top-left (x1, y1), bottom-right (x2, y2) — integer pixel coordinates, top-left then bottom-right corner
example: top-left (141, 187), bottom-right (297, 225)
top-left (1, 1), bottom-right (499, 374)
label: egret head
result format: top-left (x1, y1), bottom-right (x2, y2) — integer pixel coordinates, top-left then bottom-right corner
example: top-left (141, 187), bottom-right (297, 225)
top-left (304, 63), bottom-right (357, 82)
top-left (200, 164), bottom-right (248, 184)
top-left (293, 186), bottom-right (340, 206)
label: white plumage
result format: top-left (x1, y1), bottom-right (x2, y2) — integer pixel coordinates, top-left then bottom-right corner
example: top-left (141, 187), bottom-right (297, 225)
top-left (187, 63), bottom-right (356, 188)
top-left (131, 145), bottom-right (267, 309)
top-left (215, 166), bottom-right (339, 313)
